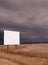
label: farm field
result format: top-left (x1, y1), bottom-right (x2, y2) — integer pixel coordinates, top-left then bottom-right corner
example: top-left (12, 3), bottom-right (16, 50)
top-left (0, 43), bottom-right (48, 65)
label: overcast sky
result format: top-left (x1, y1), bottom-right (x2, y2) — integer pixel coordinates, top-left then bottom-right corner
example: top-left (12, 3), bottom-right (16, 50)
top-left (0, 0), bottom-right (48, 42)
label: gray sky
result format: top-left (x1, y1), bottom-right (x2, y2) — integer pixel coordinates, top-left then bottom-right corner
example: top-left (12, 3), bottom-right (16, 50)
top-left (0, 0), bottom-right (48, 42)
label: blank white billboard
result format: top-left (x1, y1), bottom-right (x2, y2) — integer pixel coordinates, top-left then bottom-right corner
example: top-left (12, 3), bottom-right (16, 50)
top-left (4, 30), bottom-right (20, 45)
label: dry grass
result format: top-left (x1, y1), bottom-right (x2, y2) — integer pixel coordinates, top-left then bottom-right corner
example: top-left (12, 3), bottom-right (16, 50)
top-left (0, 43), bottom-right (48, 65)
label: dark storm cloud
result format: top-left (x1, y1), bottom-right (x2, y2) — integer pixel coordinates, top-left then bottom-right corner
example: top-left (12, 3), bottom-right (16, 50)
top-left (0, 0), bottom-right (48, 10)
top-left (0, 0), bottom-right (48, 42)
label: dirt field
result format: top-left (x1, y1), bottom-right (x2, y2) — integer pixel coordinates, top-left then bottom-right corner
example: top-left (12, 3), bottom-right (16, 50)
top-left (0, 43), bottom-right (48, 65)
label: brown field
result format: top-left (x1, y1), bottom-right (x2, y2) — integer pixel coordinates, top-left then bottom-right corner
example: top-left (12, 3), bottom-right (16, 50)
top-left (0, 43), bottom-right (48, 65)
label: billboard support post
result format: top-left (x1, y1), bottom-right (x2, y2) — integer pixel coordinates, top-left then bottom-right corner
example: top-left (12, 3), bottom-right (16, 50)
top-left (15, 45), bottom-right (17, 49)
top-left (7, 45), bottom-right (9, 50)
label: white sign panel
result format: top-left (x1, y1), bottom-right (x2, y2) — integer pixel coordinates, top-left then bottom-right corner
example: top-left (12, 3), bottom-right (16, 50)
top-left (4, 30), bottom-right (20, 45)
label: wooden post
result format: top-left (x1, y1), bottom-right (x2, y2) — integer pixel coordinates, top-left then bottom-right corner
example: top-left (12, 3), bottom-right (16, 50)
top-left (15, 45), bottom-right (17, 49)
top-left (7, 45), bottom-right (9, 50)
